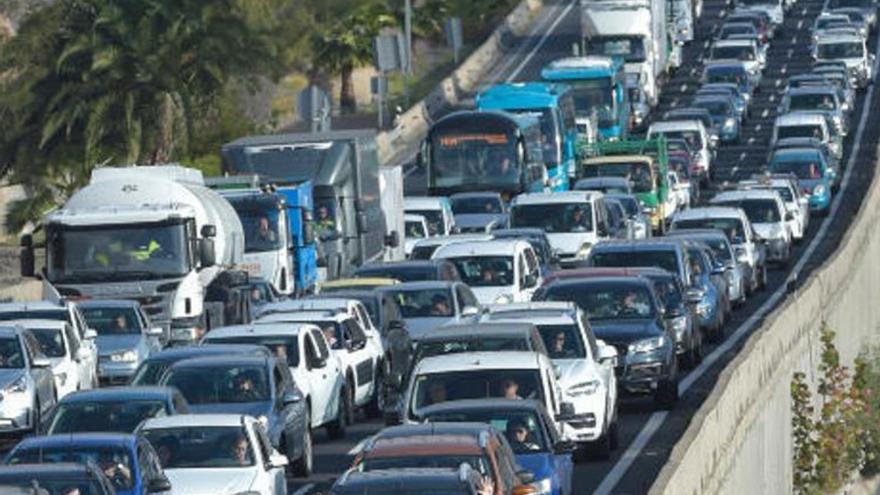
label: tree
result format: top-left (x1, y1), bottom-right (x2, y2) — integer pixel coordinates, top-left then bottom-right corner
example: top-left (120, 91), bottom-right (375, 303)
top-left (0, 0), bottom-right (277, 232)
top-left (310, 1), bottom-right (395, 113)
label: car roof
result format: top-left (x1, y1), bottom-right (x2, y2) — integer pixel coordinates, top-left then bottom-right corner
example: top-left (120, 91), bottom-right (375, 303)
top-left (713, 39), bottom-right (755, 47)
top-left (816, 32), bottom-right (863, 43)
top-left (712, 189), bottom-right (782, 202)
top-left (775, 112), bottom-right (827, 125)
top-left (204, 322), bottom-right (318, 339)
top-left (419, 398), bottom-right (548, 417)
top-left (664, 228), bottom-right (730, 240)
top-left (432, 239), bottom-right (529, 258)
top-left (412, 234), bottom-right (494, 248)
top-left (787, 86), bottom-right (837, 96)
top-left (542, 276), bottom-right (654, 293)
top-left (0, 462), bottom-right (100, 478)
top-left (335, 467), bottom-right (477, 490)
top-left (141, 413), bottom-right (251, 429)
top-left (14, 433), bottom-right (137, 450)
top-left (405, 196), bottom-right (447, 209)
top-left (0, 326), bottom-right (21, 339)
top-left (512, 191), bottom-right (602, 205)
top-left (145, 344), bottom-right (272, 362)
top-left (5, 318), bottom-right (67, 330)
top-left (450, 191), bottom-right (502, 200)
top-left (649, 120), bottom-right (703, 132)
top-left (167, 354), bottom-right (270, 369)
top-left (704, 60), bottom-right (748, 71)
top-left (60, 386), bottom-right (175, 403)
top-left (415, 351), bottom-right (545, 374)
top-left (256, 310), bottom-right (347, 324)
top-left (380, 280), bottom-right (458, 291)
top-left (544, 266), bottom-right (672, 282)
top-left (673, 206), bottom-right (746, 220)
top-left (76, 300), bottom-right (141, 309)
top-left (0, 301), bottom-right (67, 312)
top-left (590, 239), bottom-right (685, 251)
top-left (358, 260), bottom-right (444, 271)
top-left (418, 322), bottom-right (538, 341)
top-left (257, 298), bottom-right (358, 315)
top-left (575, 177), bottom-right (631, 186)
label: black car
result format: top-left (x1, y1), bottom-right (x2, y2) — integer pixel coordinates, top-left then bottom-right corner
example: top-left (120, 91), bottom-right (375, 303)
top-left (534, 276), bottom-right (679, 409)
top-left (0, 462), bottom-right (118, 494)
top-left (353, 259), bottom-right (462, 283)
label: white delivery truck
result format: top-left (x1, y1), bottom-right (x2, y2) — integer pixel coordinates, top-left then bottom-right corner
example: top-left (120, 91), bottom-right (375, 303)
top-left (581, 0), bottom-right (677, 109)
top-left (21, 165), bottom-right (250, 345)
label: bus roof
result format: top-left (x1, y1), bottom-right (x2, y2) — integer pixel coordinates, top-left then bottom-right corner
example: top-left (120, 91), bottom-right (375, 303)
top-left (476, 82), bottom-right (571, 111)
top-left (541, 56), bottom-right (623, 81)
top-left (431, 109), bottom-right (541, 134)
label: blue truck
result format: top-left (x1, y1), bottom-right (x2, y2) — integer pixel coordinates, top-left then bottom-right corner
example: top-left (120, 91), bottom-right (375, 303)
top-left (476, 82), bottom-right (579, 191)
top-left (207, 176), bottom-right (318, 296)
top-left (541, 56), bottom-right (631, 141)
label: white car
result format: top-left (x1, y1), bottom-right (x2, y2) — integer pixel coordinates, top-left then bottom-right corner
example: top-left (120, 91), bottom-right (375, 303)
top-left (431, 238), bottom-right (543, 305)
top-left (709, 39), bottom-right (765, 81)
top-left (202, 323), bottom-right (347, 437)
top-left (510, 191), bottom-right (612, 268)
top-left (482, 301), bottom-right (620, 458)
top-left (140, 414), bottom-right (289, 495)
top-left (738, 175), bottom-right (810, 242)
top-left (8, 319), bottom-right (97, 399)
top-left (813, 32), bottom-right (873, 88)
top-left (0, 326), bottom-right (57, 436)
top-left (404, 196), bottom-right (456, 237)
top-left (0, 301), bottom-right (99, 387)
top-left (647, 120), bottom-right (714, 185)
top-left (668, 170), bottom-right (691, 210)
top-left (404, 213), bottom-right (430, 257)
top-left (257, 309), bottom-right (384, 419)
top-left (399, 351), bottom-right (570, 432)
top-left (711, 189), bottom-right (793, 264)
top-left (408, 233), bottom-right (493, 261)
top-left (256, 298), bottom-right (380, 338)
top-left (379, 281), bottom-right (481, 340)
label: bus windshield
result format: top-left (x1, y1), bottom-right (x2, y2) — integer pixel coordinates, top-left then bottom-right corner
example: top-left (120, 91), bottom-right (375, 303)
top-left (430, 131), bottom-right (521, 190)
top-left (568, 79), bottom-right (615, 127)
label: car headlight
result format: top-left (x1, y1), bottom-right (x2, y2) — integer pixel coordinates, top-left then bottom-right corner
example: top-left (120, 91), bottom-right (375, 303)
top-left (494, 294), bottom-right (513, 305)
top-left (531, 478), bottom-right (553, 495)
top-left (110, 350), bottom-right (138, 363)
top-left (813, 184), bottom-right (827, 196)
top-left (567, 380), bottom-right (600, 397)
top-left (4, 375), bottom-right (27, 394)
top-left (723, 117), bottom-right (736, 131)
top-left (628, 336), bottom-right (666, 354)
top-left (697, 302), bottom-right (712, 317)
top-left (257, 415), bottom-right (269, 427)
top-left (577, 242), bottom-right (593, 258)
top-left (669, 315), bottom-right (688, 338)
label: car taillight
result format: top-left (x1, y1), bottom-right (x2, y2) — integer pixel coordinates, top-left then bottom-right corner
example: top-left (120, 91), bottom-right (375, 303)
top-left (804, 187), bottom-right (811, 194)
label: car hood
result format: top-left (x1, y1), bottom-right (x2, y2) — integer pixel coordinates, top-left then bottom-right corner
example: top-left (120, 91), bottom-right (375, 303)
top-left (589, 319), bottom-right (660, 344)
top-left (546, 232), bottom-right (598, 255)
top-left (404, 317), bottom-right (458, 340)
top-left (97, 335), bottom-right (143, 357)
top-left (554, 359), bottom-right (599, 390)
top-left (471, 286), bottom-right (514, 305)
top-left (516, 452), bottom-right (556, 483)
top-left (189, 402), bottom-right (273, 418)
top-left (0, 369), bottom-right (26, 388)
top-left (164, 467), bottom-right (256, 495)
top-left (454, 213), bottom-right (508, 230)
top-left (752, 222), bottom-right (784, 239)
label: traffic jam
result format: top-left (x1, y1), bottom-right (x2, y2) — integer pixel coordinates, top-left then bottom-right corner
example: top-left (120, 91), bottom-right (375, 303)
top-left (0, 0), bottom-right (876, 493)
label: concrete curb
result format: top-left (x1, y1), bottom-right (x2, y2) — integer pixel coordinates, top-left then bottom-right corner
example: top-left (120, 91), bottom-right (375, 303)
top-left (376, 0), bottom-right (544, 166)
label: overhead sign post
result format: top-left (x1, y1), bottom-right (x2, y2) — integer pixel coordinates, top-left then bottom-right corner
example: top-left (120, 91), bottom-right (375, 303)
top-left (445, 17), bottom-right (463, 64)
top-left (372, 33), bottom-right (408, 129)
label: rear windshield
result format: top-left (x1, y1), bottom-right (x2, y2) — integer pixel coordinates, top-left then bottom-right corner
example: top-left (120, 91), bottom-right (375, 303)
top-left (590, 249), bottom-right (680, 274)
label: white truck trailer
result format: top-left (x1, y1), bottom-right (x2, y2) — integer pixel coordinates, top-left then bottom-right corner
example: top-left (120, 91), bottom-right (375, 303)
top-left (21, 165), bottom-right (250, 345)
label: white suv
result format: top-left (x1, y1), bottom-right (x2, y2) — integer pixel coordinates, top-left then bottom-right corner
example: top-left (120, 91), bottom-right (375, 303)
top-left (202, 322), bottom-right (348, 437)
top-left (711, 189), bottom-right (792, 265)
top-left (257, 309), bottom-right (384, 420)
top-left (431, 239), bottom-right (543, 305)
top-left (482, 302), bottom-right (620, 459)
top-left (738, 175), bottom-right (810, 242)
top-left (510, 191), bottom-right (612, 268)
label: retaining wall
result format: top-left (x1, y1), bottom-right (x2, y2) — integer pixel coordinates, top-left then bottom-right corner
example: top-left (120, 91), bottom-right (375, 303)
top-left (650, 158), bottom-right (880, 492)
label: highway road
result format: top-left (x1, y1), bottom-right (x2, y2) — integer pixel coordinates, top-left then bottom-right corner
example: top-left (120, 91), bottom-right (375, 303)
top-left (291, 0), bottom-right (880, 493)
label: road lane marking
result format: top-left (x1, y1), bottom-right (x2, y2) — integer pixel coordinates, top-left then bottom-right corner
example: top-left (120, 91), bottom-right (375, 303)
top-left (488, 2), bottom-right (563, 82)
top-left (592, 12), bottom-right (880, 495)
top-left (506, 1), bottom-right (577, 81)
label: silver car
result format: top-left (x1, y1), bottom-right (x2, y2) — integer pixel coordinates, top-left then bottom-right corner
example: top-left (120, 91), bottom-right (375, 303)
top-left (0, 326), bottom-right (57, 438)
top-left (78, 300), bottom-right (164, 386)
top-left (379, 281), bottom-right (481, 340)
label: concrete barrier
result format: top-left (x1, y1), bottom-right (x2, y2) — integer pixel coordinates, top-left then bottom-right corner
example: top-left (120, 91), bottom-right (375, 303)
top-left (376, 0), bottom-right (544, 165)
top-left (650, 156), bottom-right (880, 492)
top-left (0, 280), bottom-right (42, 302)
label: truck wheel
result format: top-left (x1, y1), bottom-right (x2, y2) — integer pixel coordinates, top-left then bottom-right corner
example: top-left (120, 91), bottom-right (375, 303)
top-left (327, 387), bottom-right (349, 439)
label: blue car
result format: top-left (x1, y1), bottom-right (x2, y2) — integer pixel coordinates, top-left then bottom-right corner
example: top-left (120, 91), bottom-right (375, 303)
top-left (5, 433), bottom-right (172, 495)
top-left (42, 386), bottom-right (189, 435)
top-left (0, 462), bottom-right (118, 494)
top-left (420, 399), bottom-right (575, 495)
top-left (682, 242), bottom-right (727, 343)
top-left (769, 147), bottom-right (834, 214)
top-left (702, 62), bottom-right (754, 104)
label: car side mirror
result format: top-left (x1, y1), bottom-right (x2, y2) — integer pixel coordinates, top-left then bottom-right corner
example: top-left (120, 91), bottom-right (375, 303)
top-left (785, 211), bottom-right (795, 221)
top-left (199, 238), bottom-right (216, 267)
top-left (32, 357), bottom-right (51, 368)
top-left (523, 274), bottom-right (537, 288)
top-left (83, 329), bottom-right (97, 340)
top-left (597, 342), bottom-right (618, 366)
top-left (147, 476), bottom-right (172, 493)
top-left (686, 287), bottom-right (705, 303)
top-left (385, 230), bottom-right (400, 248)
top-left (269, 450), bottom-right (289, 469)
top-left (384, 409), bottom-right (402, 426)
top-left (282, 389), bottom-right (304, 405)
top-left (555, 402), bottom-right (576, 422)
top-left (146, 327), bottom-right (163, 337)
top-left (310, 355), bottom-right (327, 369)
top-left (553, 440), bottom-right (577, 455)
top-left (461, 306), bottom-right (479, 317)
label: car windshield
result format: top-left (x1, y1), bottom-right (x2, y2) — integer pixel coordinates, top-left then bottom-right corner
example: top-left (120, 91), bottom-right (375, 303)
top-left (611, 196), bottom-right (641, 217)
top-left (143, 425), bottom-right (256, 469)
top-left (647, 277), bottom-right (684, 311)
top-left (673, 218), bottom-right (747, 243)
top-left (414, 337), bottom-right (531, 362)
top-left (817, 41), bottom-right (864, 59)
top-left (47, 400), bottom-right (167, 434)
top-left (357, 265), bottom-right (436, 282)
top-left (590, 249), bottom-right (680, 274)
top-left (774, 186), bottom-right (795, 201)
top-left (29, 328), bottom-right (66, 358)
top-left (721, 24), bottom-right (756, 36)
top-left (651, 129), bottom-right (703, 149)
top-left (445, 256), bottom-right (514, 287)
top-left (537, 324), bottom-right (586, 359)
top-left (384, 288), bottom-right (456, 318)
top-left (406, 220), bottom-right (428, 239)
top-left (788, 93), bottom-right (836, 111)
top-left (0, 477), bottom-right (105, 494)
top-left (776, 124), bottom-right (824, 140)
top-left (511, 203), bottom-right (594, 233)
top-left (81, 307), bottom-right (141, 335)
top-left (712, 45), bottom-right (756, 61)
top-left (771, 155), bottom-right (826, 179)
top-left (413, 369), bottom-right (543, 412)
top-left (541, 283), bottom-right (657, 320)
top-left (130, 360), bottom-right (171, 386)
top-left (452, 196), bottom-right (504, 214)
top-left (424, 410), bottom-right (550, 454)
top-left (694, 99), bottom-right (732, 117)
top-left (581, 162), bottom-right (653, 192)
top-left (694, 237), bottom-right (734, 262)
top-left (163, 365), bottom-right (270, 404)
top-left (0, 337), bottom-right (24, 368)
top-left (8, 446), bottom-right (135, 490)
top-left (410, 244), bottom-right (440, 260)
top-left (715, 199), bottom-right (781, 223)
top-left (203, 336), bottom-right (299, 368)
top-left (706, 68), bottom-right (747, 85)
top-left (406, 209), bottom-right (445, 236)
top-left (360, 455), bottom-right (491, 477)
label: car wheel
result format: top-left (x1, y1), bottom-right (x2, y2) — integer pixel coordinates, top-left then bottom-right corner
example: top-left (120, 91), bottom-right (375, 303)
top-left (327, 387), bottom-right (349, 440)
top-left (32, 399), bottom-right (40, 433)
top-left (692, 332), bottom-right (705, 364)
top-left (654, 365), bottom-right (679, 411)
top-left (759, 264), bottom-right (768, 290)
top-left (608, 419), bottom-right (620, 450)
top-left (366, 371), bottom-right (384, 419)
top-left (291, 415), bottom-right (313, 478)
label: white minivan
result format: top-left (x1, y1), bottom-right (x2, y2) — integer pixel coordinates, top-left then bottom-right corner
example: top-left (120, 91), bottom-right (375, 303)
top-left (431, 239), bottom-right (542, 305)
top-left (510, 191), bottom-right (612, 268)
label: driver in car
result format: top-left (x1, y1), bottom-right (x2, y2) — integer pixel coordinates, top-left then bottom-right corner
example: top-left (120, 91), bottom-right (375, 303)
top-left (618, 290), bottom-right (650, 316)
top-left (97, 453), bottom-right (132, 488)
top-left (429, 294), bottom-right (452, 316)
top-left (506, 419), bottom-right (540, 451)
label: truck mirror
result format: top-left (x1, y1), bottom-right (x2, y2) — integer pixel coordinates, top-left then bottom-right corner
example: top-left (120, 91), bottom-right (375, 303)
top-left (20, 245), bottom-right (35, 278)
top-left (357, 212), bottom-right (369, 234)
top-left (385, 230), bottom-right (400, 248)
top-left (199, 238), bottom-right (216, 267)
top-left (201, 224), bottom-right (217, 238)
